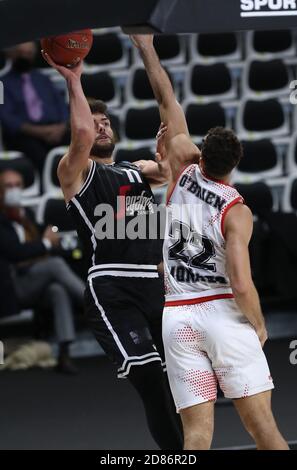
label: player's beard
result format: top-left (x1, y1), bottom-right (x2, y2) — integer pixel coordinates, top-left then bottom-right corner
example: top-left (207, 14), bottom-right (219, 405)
top-left (90, 140), bottom-right (115, 159)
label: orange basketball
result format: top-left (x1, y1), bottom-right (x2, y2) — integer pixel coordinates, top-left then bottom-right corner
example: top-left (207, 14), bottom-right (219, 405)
top-left (41, 29), bottom-right (93, 68)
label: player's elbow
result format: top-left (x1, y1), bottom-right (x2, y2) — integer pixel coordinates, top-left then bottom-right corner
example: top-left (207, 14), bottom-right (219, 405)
top-left (228, 261), bottom-right (252, 297)
top-left (160, 173), bottom-right (170, 185)
top-left (230, 277), bottom-right (252, 297)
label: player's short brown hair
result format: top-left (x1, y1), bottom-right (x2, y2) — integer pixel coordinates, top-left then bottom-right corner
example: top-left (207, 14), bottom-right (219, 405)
top-left (201, 127), bottom-right (243, 179)
top-left (89, 99), bottom-right (110, 119)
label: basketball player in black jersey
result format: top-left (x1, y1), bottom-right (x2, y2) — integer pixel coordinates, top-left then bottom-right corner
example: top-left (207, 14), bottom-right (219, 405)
top-left (42, 51), bottom-right (182, 449)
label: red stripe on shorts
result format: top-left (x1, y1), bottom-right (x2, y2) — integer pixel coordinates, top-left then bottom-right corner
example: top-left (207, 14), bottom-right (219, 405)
top-left (165, 293), bottom-right (234, 307)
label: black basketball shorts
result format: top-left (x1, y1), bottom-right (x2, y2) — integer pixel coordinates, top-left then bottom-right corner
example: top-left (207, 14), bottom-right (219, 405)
top-left (84, 269), bottom-right (165, 378)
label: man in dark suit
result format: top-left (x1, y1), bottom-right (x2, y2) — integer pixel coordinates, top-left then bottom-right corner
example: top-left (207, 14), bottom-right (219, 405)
top-left (0, 168), bottom-right (85, 373)
top-left (0, 42), bottom-right (69, 173)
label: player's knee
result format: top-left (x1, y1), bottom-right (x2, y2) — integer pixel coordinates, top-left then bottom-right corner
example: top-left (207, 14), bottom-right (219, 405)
top-left (183, 425), bottom-right (213, 450)
top-left (129, 360), bottom-right (164, 383)
top-left (243, 409), bottom-right (277, 439)
top-left (128, 360), bottom-right (175, 420)
top-left (182, 406), bottom-right (214, 450)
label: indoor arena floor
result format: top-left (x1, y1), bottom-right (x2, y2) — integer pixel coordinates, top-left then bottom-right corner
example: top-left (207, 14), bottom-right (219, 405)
top-left (0, 338), bottom-right (296, 450)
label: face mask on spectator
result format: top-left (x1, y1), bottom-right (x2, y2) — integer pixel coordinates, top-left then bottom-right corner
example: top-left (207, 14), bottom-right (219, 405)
top-left (4, 187), bottom-right (22, 207)
top-left (13, 57), bottom-right (34, 73)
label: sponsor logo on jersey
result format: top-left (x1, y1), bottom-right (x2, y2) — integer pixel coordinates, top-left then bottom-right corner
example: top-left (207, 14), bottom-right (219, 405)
top-left (240, 0), bottom-right (297, 17)
top-left (116, 186), bottom-right (154, 219)
top-left (126, 191), bottom-right (154, 216)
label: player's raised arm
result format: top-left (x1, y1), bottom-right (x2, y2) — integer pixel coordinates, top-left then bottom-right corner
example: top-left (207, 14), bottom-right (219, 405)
top-left (42, 52), bottom-right (95, 196)
top-left (134, 123), bottom-right (170, 187)
top-left (130, 35), bottom-right (200, 180)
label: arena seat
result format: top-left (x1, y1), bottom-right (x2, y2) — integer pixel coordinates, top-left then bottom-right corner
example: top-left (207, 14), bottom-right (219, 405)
top-left (286, 132), bottom-right (297, 175)
top-left (246, 30), bottom-right (295, 59)
top-left (233, 139), bottom-right (282, 183)
top-left (183, 101), bottom-right (228, 139)
top-left (132, 34), bottom-right (187, 67)
top-left (184, 62), bottom-right (237, 103)
top-left (190, 32), bottom-right (241, 63)
top-left (114, 143), bottom-right (155, 164)
top-left (236, 98), bottom-right (290, 140)
top-left (42, 146), bottom-right (67, 196)
top-left (233, 181), bottom-right (274, 217)
top-left (122, 104), bottom-right (160, 145)
top-left (81, 71), bottom-right (121, 108)
top-left (125, 65), bottom-right (175, 104)
top-left (84, 32), bottom-right (128, 70)
top-left (242, 59), bottom-right (291, 100)
top-left (282, 176), bottom-right (297, 213)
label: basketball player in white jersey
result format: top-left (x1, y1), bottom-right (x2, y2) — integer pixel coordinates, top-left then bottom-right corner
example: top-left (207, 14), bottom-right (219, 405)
top-left (131, 34), bottom-right (289, 450)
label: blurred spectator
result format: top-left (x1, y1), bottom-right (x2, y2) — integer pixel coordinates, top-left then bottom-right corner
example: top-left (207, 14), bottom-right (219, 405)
top-left (0, 42), bottom-right (69, 174)
top-left (0, 169), bottom-right (85, 374)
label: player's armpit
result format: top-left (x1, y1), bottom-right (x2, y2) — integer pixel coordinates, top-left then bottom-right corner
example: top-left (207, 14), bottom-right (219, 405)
top-left (57, 151), bottom-right (91, 190)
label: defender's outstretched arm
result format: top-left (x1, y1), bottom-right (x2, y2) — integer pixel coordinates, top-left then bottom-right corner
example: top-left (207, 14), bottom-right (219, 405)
top-left (131, 35), bottom-right (200, 180)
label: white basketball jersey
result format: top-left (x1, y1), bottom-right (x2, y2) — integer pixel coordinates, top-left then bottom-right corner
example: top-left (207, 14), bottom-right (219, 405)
top-left (163, 164), bottom-right (244, 307)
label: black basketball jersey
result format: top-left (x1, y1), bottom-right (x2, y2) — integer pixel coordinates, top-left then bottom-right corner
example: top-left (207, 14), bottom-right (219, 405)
top-left (66, 160), bottom-right (162, 272)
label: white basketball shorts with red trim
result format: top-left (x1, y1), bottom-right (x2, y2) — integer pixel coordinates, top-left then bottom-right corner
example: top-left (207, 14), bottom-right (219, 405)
top-left (162, 298), bottom-right (274, 413)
